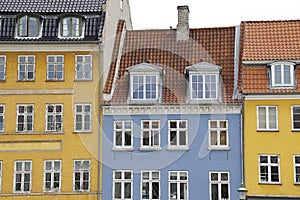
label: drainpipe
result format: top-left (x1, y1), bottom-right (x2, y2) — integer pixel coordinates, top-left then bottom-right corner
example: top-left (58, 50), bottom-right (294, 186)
top-left (241, 96), bottom-right (245, 187)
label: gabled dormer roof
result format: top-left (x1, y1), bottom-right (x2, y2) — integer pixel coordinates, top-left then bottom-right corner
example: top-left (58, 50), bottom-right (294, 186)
top-left (185, 62), bottom-right (222, 73)
top-left (239, 20), bottom-right (300, 94)
top-left (104, 25), bottom-right (240, 104)
top-left (0, 0), bottom-right (105, 13)
top-left (127, 62), bottom-right (164, 74)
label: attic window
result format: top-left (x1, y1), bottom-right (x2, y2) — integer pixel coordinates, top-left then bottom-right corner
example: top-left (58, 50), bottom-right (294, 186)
top-left (17, 15), bottom-right (41, 38)
top-left (186, 62), bottom-right (222, 102)
top-left (127, 63), bottom-right (163, 103)
top-left (270, 62), bottom-right (295, 87)
top-left (61, 16), bottom-right (83, 38)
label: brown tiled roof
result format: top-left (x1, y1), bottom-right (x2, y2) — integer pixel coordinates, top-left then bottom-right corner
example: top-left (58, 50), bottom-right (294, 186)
top-left (239, 20), bottom-right (300, 94)
top-left (104, 26), bottom-right (239, 104)
top-left (242, 20), bottom-right (300, 61)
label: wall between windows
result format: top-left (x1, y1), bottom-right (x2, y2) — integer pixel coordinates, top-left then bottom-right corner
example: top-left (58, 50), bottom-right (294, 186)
top-left (244, 99), bottom-right (300, 197)
top-left (102, 113), bottom-right (242, 200)
top-left (0, 50), bottom-right (101, 198)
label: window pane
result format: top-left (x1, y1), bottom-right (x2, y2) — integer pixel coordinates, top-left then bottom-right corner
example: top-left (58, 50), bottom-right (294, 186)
top-left (179, 131), bottom-right (186, 145)
top-left (124, 182), bottom-right (131, 198)
top-left (258, 107), bottom-right (266, 129)
top-left (211, 184), bottom-right (218, 200)
top-left (220, 131), bottom-right (227, 145)
top-left (210, 131), bottom-right (218, 145)
top-left (114, 183), bottom-right (121, 198)
top-left (170, 183), bottom-right (177, 199)
top-left (274, 65), bottom-right (281, 84)
top-left (269, 107), bottom-right (277, 129)
top-left (283, 65), bottom-right (291, 84)
top-left (221, 184), bottom-right (229, 198)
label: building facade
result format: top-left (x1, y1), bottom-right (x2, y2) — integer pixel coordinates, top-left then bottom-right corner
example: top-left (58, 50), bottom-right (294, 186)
top-left (103, 6), bottom-right (242, 200)
top-left (239, 20), bottom-right (300, 199)
top-left (0, 0), bottom-right (131, 199)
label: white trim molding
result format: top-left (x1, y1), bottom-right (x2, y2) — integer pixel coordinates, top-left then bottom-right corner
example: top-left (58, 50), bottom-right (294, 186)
top-left (103, 104), bottom-right (241, 115)
top-left (0, 44), bottom-right (99, 52)
top-left (0, 89), bottom-right (74, 95)
top-left (245, 95), bottom-right (300, 100)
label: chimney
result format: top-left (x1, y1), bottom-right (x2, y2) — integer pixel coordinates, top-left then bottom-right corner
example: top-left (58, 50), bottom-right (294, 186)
top-left (176, 5), bottom-right (190, 41)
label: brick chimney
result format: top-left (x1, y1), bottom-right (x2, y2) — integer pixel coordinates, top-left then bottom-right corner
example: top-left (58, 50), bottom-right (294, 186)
top-left (176, 5), bottom-right (190, 41)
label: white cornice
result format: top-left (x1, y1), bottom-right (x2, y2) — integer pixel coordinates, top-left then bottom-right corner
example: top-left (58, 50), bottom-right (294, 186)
top-left (244, 94), bottom-right (300, 100)
top-left (103, 104), bottom-right (241, 115)
top-left (0, 44), bottom-right (99, 52)
top-left (0, 89), bottom-right (74, 95)
top-left (243, 60), bottom-right (300, 65)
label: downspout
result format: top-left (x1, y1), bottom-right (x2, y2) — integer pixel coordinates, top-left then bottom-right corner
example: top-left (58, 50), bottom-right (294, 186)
top-left (241, 96), bottom-right (245, 184)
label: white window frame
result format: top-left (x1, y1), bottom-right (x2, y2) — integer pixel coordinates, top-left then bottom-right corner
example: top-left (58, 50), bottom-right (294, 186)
top-left (259, 154), bottom-right (280, 184)
top-left (113, 170), bottom-right (133, 200)
top-left (271, 62), bottom-right (294, 87)
top-left (168, 120), bottom-right (188, 149)
top-left (17, 15), bottom-right (41, 38)
top-left (18, 55), bottom-right (35, 81)
top-left (113, 121), bottom-right (133, 150)
top-left (131, 74), bottom-right (158, 100)
top-left (292, 106), bottom-right (300, 131)
top-left (13, 160), bottom-right (32, 193)
top-left (208, 120), bottom-right (229, 149)
top-left (0, 104), bottom-right (4, 132)
top-left (0, 55), bottom-right (6, 81)
top-left (140, 120), bottom-right (160, 150)
top-left (75, 55), bottom-right (92, 80)
top-left (73, 160), bottom-right (90, 192)
top-left (141, 170), bottom-right (160, 200)
top-left (45, 104), bottom-right (63, 132)
top-left (190, 73), bottom-right (218, 100)
top-left (47, 55), bottom-right (64, 80)
top-left (16, 104), bottom-right (34, 132)
top-left (294, 155), bottom-right (300, 184)
top-left (257, 106), bottom-right (278, 131)
top-left (209, 172), bottom-right (230, 200)
top-left (74, 104), bottom-right (92, 133)
top-left (168, 171), bottom-right (188, 200)
top-left (44, 160), bottom-right (61, 192)
top-left (61, 16), bottom-right (83, 38)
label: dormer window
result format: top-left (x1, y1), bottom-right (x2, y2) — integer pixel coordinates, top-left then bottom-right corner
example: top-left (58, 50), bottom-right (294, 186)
top-left (127, 63), bottom-right (163, 103)
top-left (186, 62), bottom-right (222, 102)
top-left (270, 62), bottom-right (295, 87)
top-left (61, 16), bottom-right (83, 38)
top-left (17, 15), bottom-right (41, 38)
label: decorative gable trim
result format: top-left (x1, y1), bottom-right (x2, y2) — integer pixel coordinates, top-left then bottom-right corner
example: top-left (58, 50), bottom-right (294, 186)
top-left (185, 62), bottom-right (222, 73)
top-left (127, 62), bottom-right (164, 74)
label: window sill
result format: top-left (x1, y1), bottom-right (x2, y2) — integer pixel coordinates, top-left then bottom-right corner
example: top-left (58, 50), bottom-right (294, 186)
top-left (17, 80), bottom-right (35, 82)
top-left (139, 147), bottom-right (162, 151)
top-left (0, 132), bottom-right (64, 135)
top-left (258, 182), bottom-right (281, 185)
top-left (294, 182), bottom-right (300, 185)
top-left (292, 130), bottom-right (300, 132)
top-left (46, 80), bottom-right (65, 82)
top-left (112, 147), bottom-right (134, 152)
top-left (0, 80), bottom-right (6, 82)
top-left (74, 79), bottom-right (93, 82)
top-left (167, 146), bottom-right (190, 151)
top-left (256, 130), bottom-right (279, 132)
top-left (45, 131), bottom-right (64, 134)
top-left (208, 147), bottom-right (230, 151)
top-left (73, 131), bottom-right (92, 134)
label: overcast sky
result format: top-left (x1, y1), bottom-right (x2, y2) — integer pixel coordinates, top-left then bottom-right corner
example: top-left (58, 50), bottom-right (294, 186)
top-left (129, 0), bottom-right (300, 29)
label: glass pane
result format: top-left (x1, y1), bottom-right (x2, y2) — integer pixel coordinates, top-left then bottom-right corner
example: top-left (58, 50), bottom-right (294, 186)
top-left (125, 172), bottom-right (131, 179)
top-left (258, 107), bottom-right (266, 129)
top-left (54, 161), bottom-right (61, 170)
top-left (260, 156), bottom-right (268, 163)
top-left (180, 172), bottom-right (187, 180)
top-left (274, 65), bottom-right (282, 84)
top-left (25, 162), bottom-right (31, 171)
top-left (115, 132), bottom-right (122, 146)
top-left (82, 161), bottom-right (90, 169)
top-left (221, 184), bottom-right (229, 198)
top-left (210, 131), bottom-right (218, 145)
top-left (211, 184), bottom-right (218, 200)
top-left (211, 173), bottom-right (218, 181)
top-left (142, 182), bottom-right (149, 199)
top-left (220, 131), bottom-right (227, 145)
top-left (295, 156), bottom-right (300, 164)
top-left (283, 64), bottom-right (291, 84)
top-left (170, 183), bottom-right (177, 199)
top-left (152, 172), bottom-right (159, 180)
top-left (179, 121), bottom-right (186, 128)
top-left (170, 121), bottom-right (177, 129)
top-left (114, 182), bottom-right (121, 198)
top-left (142, 172), bottom-right (149, 180)
top-left (170, 131), bottom-right (177, 145)
top-left (124, 182), bottom-right (131, 198)
top-left (179, 131), bottom-right (186, 145)
top-left (269, 107), bottom-right (277, 129)
top-left (115, 121), bottom-right (122, 129)
top-left (152, 182), bottom-right (159, 199)
top-left (221, 173), bottom-right (228, 181)
top-left (180, 183), bottom-right (187, 200)
top-left (210, 121), bottom-right (217, 128)
top-left (271, 156), bottom-right (278, 163)
top-left (170, 172), bottom-right (177, 180)
top-left (45, 161), bottom-right (52, 170)
top-left (114, 171), bottom-right (121, 179)
top-left (125, 131), bottom-right (131, 146)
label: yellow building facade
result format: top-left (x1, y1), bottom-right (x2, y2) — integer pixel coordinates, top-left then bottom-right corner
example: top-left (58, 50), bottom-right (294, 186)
top-left (244, 98), bottom-right (300, 198)
top-left (0, 46), bottom-right (101, 199)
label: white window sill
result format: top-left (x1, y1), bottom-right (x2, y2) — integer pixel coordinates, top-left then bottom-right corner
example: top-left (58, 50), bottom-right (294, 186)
top-left (257, 129), bottom-right (279, 132)
top-left (258, 182), bottom-right (281, 185)
top-left (208, 147), bottom-right (230, 151)
top-left (73, 131), bottom-right (92, 134)
top-left (112, 147), bottom-right (134, 152)
top-left (167, 146), bottom-right (190, 151)
top-left (139, 147), bottom-right (162, 151)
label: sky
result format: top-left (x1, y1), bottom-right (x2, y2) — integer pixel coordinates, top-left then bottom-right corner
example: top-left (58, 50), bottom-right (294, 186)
top-left (129, 0), bottom-right (300, 29)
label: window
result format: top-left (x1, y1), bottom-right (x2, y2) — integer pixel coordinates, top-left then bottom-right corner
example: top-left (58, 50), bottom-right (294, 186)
top-left (75, 55), bottom-right (92, 80)
top-left (113, 170), bottom-right (133, 200)
top-left (17, 15), bottom-right (40, 37)
top-left (190, 74), bottom-right (217, 100)
top-left (259, 155), bottom-right (280, 183)
top-left (0, 105), bottom-right (4, 132)
top-left (292, 106), bottom-right (300, 130)
top-left (61, 16), bottom-right (82, 37)
top-left (141, 120), bottom-right (160, 149)
top-left (73, 160), bottom-right (90, 192)
top-left (210, 172), bottom-right (230, 200)
top-left (294, 156), bottom-right (300, 184)
top-left (168, 120), bottom-right (188, 148)
top-left (18, 55), bottom-right (35, 81)
top-left (271, 62), bottom-right (294, 87)
top-left (16, 104), bottom-right (34, 132)
top-left (131, 75), bottom-right (158, 100)
top-left (257, 106), bottom-right (278, 131)
top-left (114, 121), bottom-right (133, 149)
top-left (141, 171), bottom-right (160, 200)
top-left (209, 120), bottom-right (228, 149)
top-left (169, 171), bottom-right (188, 200)
top-left (74, 104), bottom-right (91, 132)
top-left (14, 160), bottom-right (31, 193)
top-left (44, 160), bottom-right (61, 192)
top-left (47, 55), bottom-right (64, 80)
top-left (0, 56), bottom-right (6, 81)
top-left (46, 104), bottom-right (63, 132)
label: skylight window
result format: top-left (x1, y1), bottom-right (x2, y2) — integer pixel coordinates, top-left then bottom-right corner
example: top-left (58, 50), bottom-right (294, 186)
top-left (17, 15), bottom-right (41, 38)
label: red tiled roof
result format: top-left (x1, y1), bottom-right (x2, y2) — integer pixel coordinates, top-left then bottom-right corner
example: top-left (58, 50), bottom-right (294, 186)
top-left (104, 26), bottom-right (239, 104)
top-left (239, 20), bottom-right (300, 94)
top-left (242, 20), bottom-right (300, 61)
